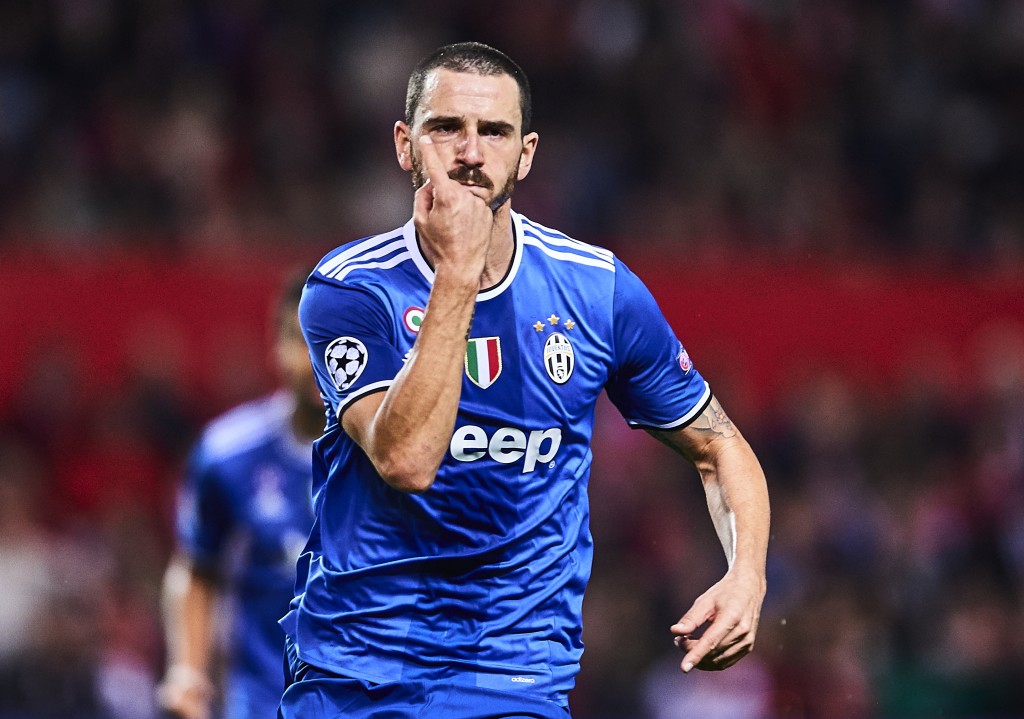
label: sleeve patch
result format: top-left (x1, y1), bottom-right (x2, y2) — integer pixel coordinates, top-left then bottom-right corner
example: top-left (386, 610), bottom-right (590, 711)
top-left (325, 337), bottom-right (369, 391)
top-left (677, 343), bottom-right (693, 374)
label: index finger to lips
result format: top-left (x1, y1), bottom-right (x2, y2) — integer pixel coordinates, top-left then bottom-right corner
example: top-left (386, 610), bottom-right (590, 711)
top-left (418, 136), bottom-right (450, 188)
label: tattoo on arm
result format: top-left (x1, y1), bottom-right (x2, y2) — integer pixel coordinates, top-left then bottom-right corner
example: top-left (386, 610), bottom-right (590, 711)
top-left (688, 397), bottom-right (738, 440)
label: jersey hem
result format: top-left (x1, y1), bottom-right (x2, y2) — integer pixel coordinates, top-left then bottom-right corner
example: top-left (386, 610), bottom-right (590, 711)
top-left (289, 646), bottom-right (572, 707)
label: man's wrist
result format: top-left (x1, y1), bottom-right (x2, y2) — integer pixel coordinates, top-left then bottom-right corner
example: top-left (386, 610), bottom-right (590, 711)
top-left (432, 265), bottom-right (484, 293)
top-left (725, 562), bottom-right (767, 589)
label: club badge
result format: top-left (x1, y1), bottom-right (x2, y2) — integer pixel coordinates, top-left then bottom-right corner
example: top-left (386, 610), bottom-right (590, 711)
top-left (465, 336), bottom-right (502, 389)
top-left (544, 332), bottom-right (574, 384)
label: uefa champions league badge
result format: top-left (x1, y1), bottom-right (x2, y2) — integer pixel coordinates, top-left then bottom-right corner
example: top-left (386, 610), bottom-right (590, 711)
top-left (325, 336), bottom-right (368, 391)
top-left (677, 343), bottom-right (692, 374)
top-left (403, 307), bottom-right (425, 333)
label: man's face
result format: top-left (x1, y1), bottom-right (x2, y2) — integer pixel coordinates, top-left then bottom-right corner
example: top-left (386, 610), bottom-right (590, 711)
top-left (396, 69), bottom-right (538, 212)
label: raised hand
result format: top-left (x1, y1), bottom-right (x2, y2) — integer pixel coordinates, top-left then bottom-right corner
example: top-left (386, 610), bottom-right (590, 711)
top-left (413, 135), bottom-right (495, 286)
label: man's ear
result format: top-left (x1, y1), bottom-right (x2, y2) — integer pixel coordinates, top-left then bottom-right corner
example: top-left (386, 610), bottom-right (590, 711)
top-left (517, 131), bottom-right (539, 181)
top-left (395, 121), bottom-right (413, 171)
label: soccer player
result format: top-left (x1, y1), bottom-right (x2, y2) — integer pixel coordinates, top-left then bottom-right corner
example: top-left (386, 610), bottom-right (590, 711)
top-left (282, 42), bottom-right (770, 718)
top-left (158, 275), bottom-right (320, 719)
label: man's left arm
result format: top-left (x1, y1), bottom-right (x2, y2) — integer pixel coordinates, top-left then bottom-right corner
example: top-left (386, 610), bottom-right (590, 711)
top-left (647, 394), bottom-right (770, 673)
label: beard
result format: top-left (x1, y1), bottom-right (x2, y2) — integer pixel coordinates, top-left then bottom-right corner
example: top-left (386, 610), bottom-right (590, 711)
top-left (411, 155), bottom-right (518, 213)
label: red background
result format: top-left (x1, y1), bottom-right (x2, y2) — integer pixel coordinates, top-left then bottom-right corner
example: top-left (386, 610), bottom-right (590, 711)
top-left (3, 249), bottom-right (1020, 415)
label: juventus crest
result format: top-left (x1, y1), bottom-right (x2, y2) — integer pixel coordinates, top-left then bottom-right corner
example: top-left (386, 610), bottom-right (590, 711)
top-left (543, 333), bottom-right (574, 384)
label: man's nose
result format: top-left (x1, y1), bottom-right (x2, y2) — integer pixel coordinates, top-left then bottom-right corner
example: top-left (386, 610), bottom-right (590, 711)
top-left (456, 130), bottom-right (483, 166)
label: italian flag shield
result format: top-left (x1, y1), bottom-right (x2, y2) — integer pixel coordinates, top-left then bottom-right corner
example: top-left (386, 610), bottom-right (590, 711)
top-left (465, 337), bottom-right (502, 389)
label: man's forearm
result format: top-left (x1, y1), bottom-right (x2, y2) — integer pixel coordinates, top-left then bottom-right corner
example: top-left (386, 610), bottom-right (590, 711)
top-left (700, 435), bottom-right (770, 575)
top-left (347, 269), bottom-right (479, 493)
top-left (650, 396), bottom-right (769, 575)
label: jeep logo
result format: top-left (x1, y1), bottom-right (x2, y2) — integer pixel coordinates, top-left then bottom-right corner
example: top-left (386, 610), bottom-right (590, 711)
top-left (450, 425), bottom-right (562, 474)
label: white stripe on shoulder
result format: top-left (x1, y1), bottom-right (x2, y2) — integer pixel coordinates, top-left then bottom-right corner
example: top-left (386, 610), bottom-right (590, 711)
top-left (520, 219), bottom-right (615, 261)
top-left (325, 239), bottom-right (408, 279)
top-left (318, 230), bottom-right (404, 277)
top-left (331, 251), bottom-right (412, 282)
top-left (522, 236), bottom-right (615, 272)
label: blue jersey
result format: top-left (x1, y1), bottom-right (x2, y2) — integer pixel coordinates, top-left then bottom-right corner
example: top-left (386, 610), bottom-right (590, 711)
top-left (283, 211), bottom-right (710, 705)
top-left (178, 392), bottom-right (314, 719)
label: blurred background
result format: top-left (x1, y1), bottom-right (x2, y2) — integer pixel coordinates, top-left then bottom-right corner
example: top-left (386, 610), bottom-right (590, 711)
top-left (1, 1), bottom-right (1023, 717)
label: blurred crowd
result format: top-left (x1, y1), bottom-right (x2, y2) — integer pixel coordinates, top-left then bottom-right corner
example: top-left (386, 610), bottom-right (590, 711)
top-left (3, 0), bottom-right (1024, 717)
top-left (1, 0), bottom-right (1023, 263)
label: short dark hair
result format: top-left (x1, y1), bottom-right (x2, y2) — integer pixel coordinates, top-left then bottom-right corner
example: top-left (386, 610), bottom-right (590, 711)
top-left (405, 42), bottom-right (532, 135)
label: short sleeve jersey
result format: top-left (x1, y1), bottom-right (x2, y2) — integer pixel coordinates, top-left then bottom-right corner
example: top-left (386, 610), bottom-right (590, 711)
top-left (178, 392), bottom-right (314, 719)
top-left (282, 211), bottom-right (710, 706)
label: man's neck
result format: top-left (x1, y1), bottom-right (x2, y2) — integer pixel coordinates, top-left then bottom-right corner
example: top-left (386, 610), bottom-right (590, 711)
top-left (479, 206), bottom-right (514, 290)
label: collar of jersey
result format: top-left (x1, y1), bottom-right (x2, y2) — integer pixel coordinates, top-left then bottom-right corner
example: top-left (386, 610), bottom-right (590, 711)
top-left (402, 210), bottom-right (525, 301)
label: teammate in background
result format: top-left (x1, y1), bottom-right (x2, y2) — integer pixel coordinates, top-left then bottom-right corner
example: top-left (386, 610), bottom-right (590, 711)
top-left (158, 275), bottom-right (320, 719)
top-left (282, 42), bottom-right (770, 718)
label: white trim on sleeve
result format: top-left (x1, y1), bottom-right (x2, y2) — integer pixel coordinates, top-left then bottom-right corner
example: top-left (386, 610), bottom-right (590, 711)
top-left (625, 381), bottom-right (712, 430)
top-left (335, 380), bottom-right (394, 417)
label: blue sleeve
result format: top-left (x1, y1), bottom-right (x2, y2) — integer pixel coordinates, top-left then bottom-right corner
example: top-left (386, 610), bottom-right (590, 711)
top-left (176, 446), bottom-right (234, 572)
top-left (605, 260), bottom-right (712, 429)
top-left (299, 278), bottom-right (404, 418)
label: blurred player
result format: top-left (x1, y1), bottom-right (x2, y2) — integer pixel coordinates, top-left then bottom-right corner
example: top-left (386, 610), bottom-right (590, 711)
top-left (282, 42), bottom-right (770, 718)
top-left (158, 275), bottom-right (320, 719)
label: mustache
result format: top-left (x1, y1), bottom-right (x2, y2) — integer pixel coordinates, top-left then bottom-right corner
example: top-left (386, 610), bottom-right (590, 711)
top-left (447, 166), bottom-right (493, 190)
